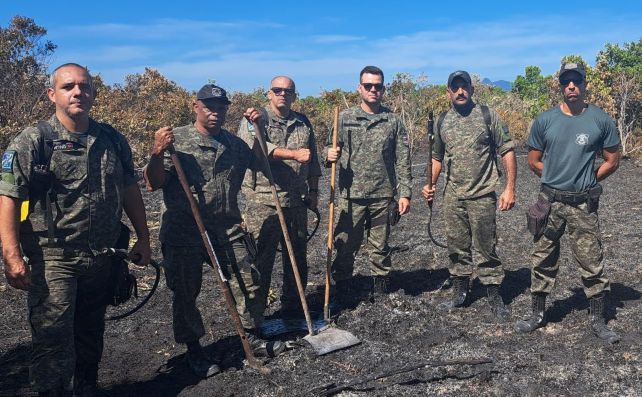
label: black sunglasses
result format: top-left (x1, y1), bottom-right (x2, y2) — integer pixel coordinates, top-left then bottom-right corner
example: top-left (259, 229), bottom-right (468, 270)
top-left (270, 87), bottom-right (295, 96)
top-left (560, 76), bottom-right (584, 86)
top-left (361, 83), bottom-right (384, 91)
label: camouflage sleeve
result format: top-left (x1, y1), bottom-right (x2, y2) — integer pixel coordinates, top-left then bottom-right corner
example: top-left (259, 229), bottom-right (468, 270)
top-left (0, 127), bottom-right (38, 199)
top-left (490, 109), bottom-right (514, 155)
top-left (395, 119), bottom-right (412, 198)
top-left (432, 122), bottom-right (445, 162)
top-left (116, 132), bottom-right (139, 187)
top-left (307, 127), bottom-right (322, 178)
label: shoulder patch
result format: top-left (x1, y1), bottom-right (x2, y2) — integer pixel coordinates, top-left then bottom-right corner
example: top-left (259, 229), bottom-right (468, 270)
top-left (2, 150), bottom-right (16, 172)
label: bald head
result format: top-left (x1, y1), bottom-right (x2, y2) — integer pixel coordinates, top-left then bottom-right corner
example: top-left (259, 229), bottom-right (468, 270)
top-left (270, 76), bottom-right (295, 91)
top-left (49, 63), bottom-right (94, 90)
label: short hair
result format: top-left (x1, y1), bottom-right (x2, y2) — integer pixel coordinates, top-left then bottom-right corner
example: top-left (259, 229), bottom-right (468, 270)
top-left (270, 75), bottom-right (296, 91)
top-left (49, 63), bottom-right (93, 89)
top-left (359, 66), bottom-right (384, 83)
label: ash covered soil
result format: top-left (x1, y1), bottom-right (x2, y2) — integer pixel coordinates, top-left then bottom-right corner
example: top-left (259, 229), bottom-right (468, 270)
top-left (2, 150), bottom-right (642, 397)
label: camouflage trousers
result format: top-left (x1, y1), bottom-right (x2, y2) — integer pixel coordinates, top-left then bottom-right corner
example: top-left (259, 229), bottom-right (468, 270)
top-left (27, 255), bottom-right (112, 392)
top-left (162, 238), bottom-right (262, 343)
top-left (444, 192), bottom-right (504, 285)
top-left (531, 199), bottom-right (609, 298)
top-left (243, 202), bottom-right (308, 314)
top-left (332, 197), bottom-right (392, 281)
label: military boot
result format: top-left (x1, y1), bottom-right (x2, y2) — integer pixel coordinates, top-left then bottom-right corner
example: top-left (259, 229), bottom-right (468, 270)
top-left (73, 362), bottom-right (112, 397)
top-left (246, 330), bottom-right (285, 358)
top-left (437, 277), bottom-right (469, 311)
top-left (514, 293), bottom-right (546, 333)
top-left (185, 341), bottom-right (220, 378)
top-left (589, 294), bottom-right (620, 344)
top-left (487, 284), bottom-right (511, 321)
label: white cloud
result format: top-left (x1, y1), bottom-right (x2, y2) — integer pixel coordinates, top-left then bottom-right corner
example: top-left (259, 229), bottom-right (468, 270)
top-left (56, 12), bottom-right (641, 96)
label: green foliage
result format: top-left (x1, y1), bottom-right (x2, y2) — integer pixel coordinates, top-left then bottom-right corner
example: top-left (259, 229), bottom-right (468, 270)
top-left (0, 16), bottom-right (56, 149)
top-left (512, 66), bottom-right (549, 118)
top-left (1, 15), bottom-right (641, 161)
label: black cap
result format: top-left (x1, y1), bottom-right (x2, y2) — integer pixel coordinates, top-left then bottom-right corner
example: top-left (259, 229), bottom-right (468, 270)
top-left (196, 84), bottom-right (231, 104)
top-left (559, 62), bottom-right (586, 80)
top-left (447, 70), bottom-right (472, 88)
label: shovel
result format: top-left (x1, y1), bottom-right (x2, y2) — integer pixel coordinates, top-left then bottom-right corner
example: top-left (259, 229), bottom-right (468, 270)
top-left (251, 115), bottom-right (359, 355)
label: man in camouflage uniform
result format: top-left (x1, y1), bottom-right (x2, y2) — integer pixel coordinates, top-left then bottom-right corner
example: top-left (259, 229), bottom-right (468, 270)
top-left (422, 70), bottom-right (516, 320)
top-left (515, 63), bottom-right (621, 343)
top-left (0, 63), bottom-right (151, 397)
top-left (325, 65), bottom-right (412, 300)
top-left (145, 84), bottom-right (285, 376)
top-left (238, 76), bottom-right (321, 319)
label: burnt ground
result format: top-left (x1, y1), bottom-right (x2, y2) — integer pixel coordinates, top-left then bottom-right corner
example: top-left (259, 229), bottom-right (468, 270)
top-left (1, 150), bottom-right (642, 397)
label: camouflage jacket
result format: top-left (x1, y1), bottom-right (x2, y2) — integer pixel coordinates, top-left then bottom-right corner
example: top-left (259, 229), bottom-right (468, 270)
top-left (155, 125), bottom-right (252, 246)
top-left (323, 105), bottom-right (412, 199)
top-left (433, 103), bottom-right (514, 199)
top-left (237, 106), bottom-right (322, 208)
top-left (0, 115), bottom-right (138, 258)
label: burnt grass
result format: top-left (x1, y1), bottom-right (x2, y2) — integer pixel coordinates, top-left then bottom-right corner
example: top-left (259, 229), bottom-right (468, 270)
top-left (2, 149), bottom-right (642, 396)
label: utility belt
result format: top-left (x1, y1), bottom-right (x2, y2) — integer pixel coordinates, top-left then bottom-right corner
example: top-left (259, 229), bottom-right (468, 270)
top-left (540, 184), bottom-right (602, 205)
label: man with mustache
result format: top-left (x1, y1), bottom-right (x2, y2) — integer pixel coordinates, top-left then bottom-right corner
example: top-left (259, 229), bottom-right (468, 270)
top-left (422, 70), bottom-right (516, 320)
top-left (145, 84), bottom-right (285, 378)
top-left (325, 65), bottom-right (412, 302)
top-left (514, 63), bottom-right (621, 343)
top-left (238, 76), bottom-right (322, 320)
top-left (0, 63), bottom-right (151, 396)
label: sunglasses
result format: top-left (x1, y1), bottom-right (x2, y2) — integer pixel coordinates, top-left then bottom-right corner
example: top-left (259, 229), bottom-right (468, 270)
top-left (560, 77), bottom-right (584, 86)
top-left (270, 87), bottom-right (295, 96)
top-left (361, 83), bottom-right (384, 92)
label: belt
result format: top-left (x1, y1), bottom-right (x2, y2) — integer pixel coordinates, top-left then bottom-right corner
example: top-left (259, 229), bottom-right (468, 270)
top-left (541, 184), bottom-right (602, 205)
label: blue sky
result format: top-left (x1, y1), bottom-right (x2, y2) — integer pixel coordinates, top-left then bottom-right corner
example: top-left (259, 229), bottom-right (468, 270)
top-left (3, 1), bottom-right (641, 96)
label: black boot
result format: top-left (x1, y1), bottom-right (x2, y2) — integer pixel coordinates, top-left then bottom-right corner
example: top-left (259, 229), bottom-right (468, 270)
top-left (487, 284), bottom-right (511, 321)
top-left (74, 362), bottom-right (111, 397)
top-left (185, 341), bottom-right (220, 378)
top-left (246, 330), bottom-right (285, 358)
top-left (514, 293), bottom-right (546, 333)
top-left (437, 277), bottom-right (469, 310)
top-left (589, 294), bottom-right (620, 344)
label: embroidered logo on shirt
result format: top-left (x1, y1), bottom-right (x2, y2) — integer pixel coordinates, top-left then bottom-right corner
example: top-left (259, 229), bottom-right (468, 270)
top-left (575, 133), bottom-right (589, 146)
top-left (2, 151), bottom-right (15, 172)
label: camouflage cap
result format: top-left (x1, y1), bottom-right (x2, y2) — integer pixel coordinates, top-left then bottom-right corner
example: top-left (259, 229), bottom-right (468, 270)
top-left (196, 84), bottom-right (231, 104)
top-left (559, 62), bottom-right (586, 80)
top-left (447, 70), bottom-right (472, 88)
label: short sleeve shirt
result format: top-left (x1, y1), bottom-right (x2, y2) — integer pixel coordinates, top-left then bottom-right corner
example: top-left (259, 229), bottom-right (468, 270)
top-left (527, 104), bottom-right (620, 192)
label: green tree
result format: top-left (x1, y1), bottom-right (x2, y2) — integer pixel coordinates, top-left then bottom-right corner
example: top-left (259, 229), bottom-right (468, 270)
top-left (595, 39), bottom-right (642, 156)
top-left (512, 66), bottom-right (549, 118)
top-left (0, 16), bottom-right (56, 149)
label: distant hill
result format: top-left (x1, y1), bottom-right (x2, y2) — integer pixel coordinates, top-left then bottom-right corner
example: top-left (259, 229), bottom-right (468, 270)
top-left (482, 78), bottom-right (512, 91)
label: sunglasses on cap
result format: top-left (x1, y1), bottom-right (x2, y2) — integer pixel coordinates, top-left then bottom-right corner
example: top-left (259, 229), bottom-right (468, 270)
top-left (361, 83), bottom-right (384, 92)
top-left (560, 76), bottom-right (584, 86)
top-left (270, 87), bottom-right (295, 96)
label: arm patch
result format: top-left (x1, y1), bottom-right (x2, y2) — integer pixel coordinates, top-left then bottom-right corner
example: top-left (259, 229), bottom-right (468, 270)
top-left (2, 151), bottom-right (16, 172)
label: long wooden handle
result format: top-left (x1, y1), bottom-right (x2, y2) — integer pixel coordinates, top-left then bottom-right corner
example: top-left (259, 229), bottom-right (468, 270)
top-left (168, 145), bottom-right (264, 371)
top-left (426, 112), bottom-right (434, 209)
top-left (324, 107), bottom-right (340, 321)
top-left (251, 122), bottom-right (315, 336)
